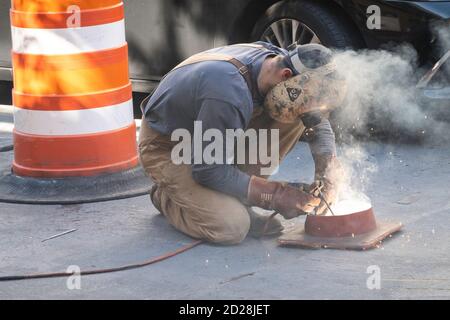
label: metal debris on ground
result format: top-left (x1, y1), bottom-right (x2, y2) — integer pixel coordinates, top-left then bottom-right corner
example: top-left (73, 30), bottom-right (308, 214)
top-left (219, 272), bottom-right (256, 285)
top-left (396, 193), bottom-right (421, 205)
top-left (41, 229), bottom-right (78, 242)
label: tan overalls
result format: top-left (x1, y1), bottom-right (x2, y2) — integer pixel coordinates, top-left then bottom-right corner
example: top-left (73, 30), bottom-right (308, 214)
top-left (138, 45), bottom-right (306, 244)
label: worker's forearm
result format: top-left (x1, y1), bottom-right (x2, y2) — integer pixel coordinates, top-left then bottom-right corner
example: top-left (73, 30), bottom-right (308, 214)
top-left (307, 118), bottom-right (337, 158)
top-left (192, 164), bottom-right (251, 200)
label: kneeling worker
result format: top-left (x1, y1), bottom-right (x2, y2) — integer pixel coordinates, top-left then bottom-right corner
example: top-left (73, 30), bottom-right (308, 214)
top-left (139, 42), bottom-right (346, 244)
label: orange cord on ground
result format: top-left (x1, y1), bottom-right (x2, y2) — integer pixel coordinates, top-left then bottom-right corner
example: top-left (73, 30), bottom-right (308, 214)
top-left (0, 240), bottom-right (203, 282)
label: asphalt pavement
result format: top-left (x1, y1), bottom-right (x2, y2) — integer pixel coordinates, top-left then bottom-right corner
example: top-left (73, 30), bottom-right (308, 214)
top-left (1, 104), bottom-right (450, 300)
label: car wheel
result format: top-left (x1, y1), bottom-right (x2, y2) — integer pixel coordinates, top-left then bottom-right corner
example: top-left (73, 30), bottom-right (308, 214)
top-left (251, 1), bottom-right (366, 141)
top-left (251, 0), bottom-right (364, 49)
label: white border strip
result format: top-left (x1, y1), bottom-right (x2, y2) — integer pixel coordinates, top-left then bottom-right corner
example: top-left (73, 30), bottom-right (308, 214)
top-left (12, 20), bottom-right (126, 55)
top-left (290, 54), bottom-right (304, 74)
top-left (14, 99), bottom-right (134, 136)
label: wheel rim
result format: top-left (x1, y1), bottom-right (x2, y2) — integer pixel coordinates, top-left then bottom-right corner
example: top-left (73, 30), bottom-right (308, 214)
top-left (260, 18), bottom-right (321, 49)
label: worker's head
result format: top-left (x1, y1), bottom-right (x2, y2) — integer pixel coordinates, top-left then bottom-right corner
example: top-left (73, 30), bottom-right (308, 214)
top-left (259, 44), bottom-right (335, 97)
top-left (284, 44), bottom-right (334, 76)
top-left (258, 55), bottom-right (294, 96)
top-left (264, 44), bottom-right (347, 124)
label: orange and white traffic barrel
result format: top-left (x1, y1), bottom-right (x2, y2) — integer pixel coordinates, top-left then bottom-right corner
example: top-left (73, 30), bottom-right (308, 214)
top-left (10, 0), bottom-right (138, 178)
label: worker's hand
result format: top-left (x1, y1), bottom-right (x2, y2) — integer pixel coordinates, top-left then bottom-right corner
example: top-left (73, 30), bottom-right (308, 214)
top-left (309, 180), bottom-right (337, 216)
top-left (275, 183), bottom-right (322, 219)
top-left (247, 176), bottom-right (321, 220)
top-left (312, 155), bottom-right (344, 215)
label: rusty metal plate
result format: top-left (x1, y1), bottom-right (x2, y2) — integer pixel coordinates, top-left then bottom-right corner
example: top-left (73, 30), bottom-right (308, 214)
top-left (278, 221), bottom-right (403, 251)
top-left (305, 208), bottom-right (377, 238)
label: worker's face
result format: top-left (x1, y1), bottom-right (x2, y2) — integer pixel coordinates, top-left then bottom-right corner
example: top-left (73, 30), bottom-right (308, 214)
top-left (273, 68), bottom-right (293, 86)
top-left (259, 57), bottom-right (294, 96)
top-left (268, 67), bottom-right (293, 90)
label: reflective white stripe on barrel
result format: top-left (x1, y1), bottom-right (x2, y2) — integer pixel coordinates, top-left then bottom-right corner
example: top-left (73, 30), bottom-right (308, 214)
top-left (14, 99), bottom-right (134, 136)
top-left (12, 20), bottom-right (126, 55)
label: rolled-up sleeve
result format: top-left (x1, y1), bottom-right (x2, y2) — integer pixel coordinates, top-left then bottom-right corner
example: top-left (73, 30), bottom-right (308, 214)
top-left (307, 118), bottom-right (337, 157)
top-left (191, 98), bottom-right (251, 200)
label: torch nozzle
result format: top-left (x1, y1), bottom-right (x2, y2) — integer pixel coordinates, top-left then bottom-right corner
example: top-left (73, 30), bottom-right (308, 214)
top-left (318, 190), bottom-right (336, 216)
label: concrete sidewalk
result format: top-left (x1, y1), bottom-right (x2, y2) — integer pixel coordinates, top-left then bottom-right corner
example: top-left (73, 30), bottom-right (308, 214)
top-left (1, 105), bottom-right (450, 300)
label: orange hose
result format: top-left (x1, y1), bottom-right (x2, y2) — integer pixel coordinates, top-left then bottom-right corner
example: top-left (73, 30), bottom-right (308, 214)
top-left (0, 240), bottom-right (203, 282)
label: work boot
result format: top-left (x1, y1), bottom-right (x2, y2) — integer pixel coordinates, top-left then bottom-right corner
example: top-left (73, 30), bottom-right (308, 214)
top-left (247, 207), bottom-right (284, 238)
top-left (150, 184), bottom-right (162, 213)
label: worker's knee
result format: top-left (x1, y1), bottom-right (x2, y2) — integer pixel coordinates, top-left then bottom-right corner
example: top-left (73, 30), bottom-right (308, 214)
top-left (202, 207), bottom-right (250, 245)
top-left (157, 185), bottom-right (251, 245)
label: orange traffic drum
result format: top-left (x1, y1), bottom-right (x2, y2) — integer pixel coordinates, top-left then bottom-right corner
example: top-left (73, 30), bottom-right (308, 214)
top-left (10, 0), bottom-right (138, 178)
top-left (0, 1), bottom-right (151, 205)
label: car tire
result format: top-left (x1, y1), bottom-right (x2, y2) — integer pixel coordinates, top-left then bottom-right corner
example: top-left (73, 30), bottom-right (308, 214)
top-left (251, 0), bottom-right (364, 49)
top-left (251, 1), bottom-right (366, 141)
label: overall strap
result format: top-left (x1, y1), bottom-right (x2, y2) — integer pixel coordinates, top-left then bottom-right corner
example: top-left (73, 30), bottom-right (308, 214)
top-left (141, 45), bottom-right (269, 113)
top-left (172, 52), bottom-right (253, 94)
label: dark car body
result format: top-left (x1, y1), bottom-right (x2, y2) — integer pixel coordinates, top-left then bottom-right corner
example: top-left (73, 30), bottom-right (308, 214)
top-left (0, 0), bottom-right (449, 112)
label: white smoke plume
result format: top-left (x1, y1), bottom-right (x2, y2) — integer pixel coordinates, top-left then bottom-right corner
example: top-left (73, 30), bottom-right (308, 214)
top-left (332, 22), bottom-right (449, 142)
top-left (333, 45), bottom-right (428, 139)
top-left (328, 24), bottom-right (450, 213)
top-left (432, 21), bottom-right (450, 57)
